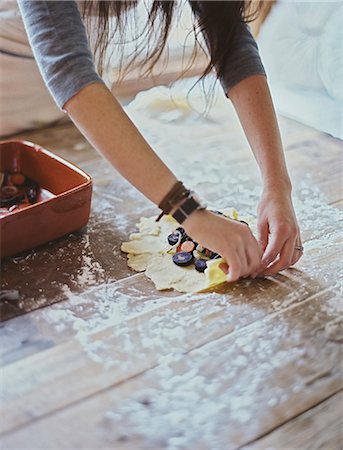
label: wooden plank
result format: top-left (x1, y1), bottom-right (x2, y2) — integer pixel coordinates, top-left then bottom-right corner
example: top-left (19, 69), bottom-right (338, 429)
top-left (241, 392), bottom-right (343, 450)
top-left (13, 121), bottom-right (98, 166)
top-left (1, 108), bottom-right (253, 320)
top-left (1, 291), bottom-right (342, 449)
top-left (284, 128), bottom-right (342, 158)
top-left (330, 199), bottom-right (343, 211)
top-left (0, 274), bottom-right (180, 366)
top-left (1, 74), bottom-right (341, 450)
top-left (0, 164), bottom-right (154, 321)
top-left (281, 130), bottom-right (343, 205)
top-left (2, 162), bottom-right (339, 321)
top-left (219, 144), bottom-right (343, 207)
top-left (1, 231), bottom-right (341, 434)
top-left (3, 98), bottom-right (341, 320)
top-left (0, 272), bottom-right (319, 433)
top-left (1, 208), bottom-right (341, 365)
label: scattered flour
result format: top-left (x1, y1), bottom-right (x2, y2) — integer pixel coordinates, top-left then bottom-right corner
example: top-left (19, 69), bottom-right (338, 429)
top-left (2, 77), bottom-right (342, 448)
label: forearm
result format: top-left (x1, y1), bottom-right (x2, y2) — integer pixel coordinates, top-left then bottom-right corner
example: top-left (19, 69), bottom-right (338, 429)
top-left (64, 83), bottom-right (177, 205)
top-left (228, 74), bottom-right (291, 193)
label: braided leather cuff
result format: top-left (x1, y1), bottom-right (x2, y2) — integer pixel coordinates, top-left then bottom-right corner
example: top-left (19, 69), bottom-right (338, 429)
top-left (172, 193), bottom-right (206, 224)
top-left (156, 181), bottom-right (190, 222)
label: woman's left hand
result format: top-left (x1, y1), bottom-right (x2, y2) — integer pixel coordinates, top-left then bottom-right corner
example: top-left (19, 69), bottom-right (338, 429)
top-left (253, 188), bottom-right (303, 277)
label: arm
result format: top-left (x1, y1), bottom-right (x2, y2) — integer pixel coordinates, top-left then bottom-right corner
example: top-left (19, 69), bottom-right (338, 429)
top-left (65, 82), bottom-right (262, 282)
top-left (228, 75), bottom-right (302, 276)
top-left (17, 0), bottom-right (177, 204)
top-left (64, 83), bottom-right (177, 205)
top-left (18, 0), bottom-right (263, 281)
top-left (228, 74), bottom-right (291, 193)
top-left (197, 12), bottom-right (302, 275)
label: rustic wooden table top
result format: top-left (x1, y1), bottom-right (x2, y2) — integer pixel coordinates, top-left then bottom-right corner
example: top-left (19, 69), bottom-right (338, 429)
top-left (1, 86), bottom-right (342, 449)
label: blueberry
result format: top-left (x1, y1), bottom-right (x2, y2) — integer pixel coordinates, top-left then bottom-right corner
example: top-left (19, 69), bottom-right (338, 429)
top-left (168, 231), bottom-right (181, 246)
top-left (194, 259), bottom-right (207, 273)
top-left (172, 251), bottom-right (194, 267)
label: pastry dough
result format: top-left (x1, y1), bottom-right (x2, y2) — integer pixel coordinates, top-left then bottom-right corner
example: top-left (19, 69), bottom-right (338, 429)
top-left (121, 209), bottom-right (250, 293)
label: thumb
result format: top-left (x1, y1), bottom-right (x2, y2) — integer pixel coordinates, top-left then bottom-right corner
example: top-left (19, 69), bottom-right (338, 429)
top-left (258, 219), bottom-right (269, 253)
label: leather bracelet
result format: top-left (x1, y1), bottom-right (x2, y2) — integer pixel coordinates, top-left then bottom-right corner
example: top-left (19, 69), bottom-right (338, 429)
top-left (158, 181), bottom-right (182, 211)
top-left (172, 193), bottom-right (207, 224)
top-left (156, 181), bottom-right (190, 222)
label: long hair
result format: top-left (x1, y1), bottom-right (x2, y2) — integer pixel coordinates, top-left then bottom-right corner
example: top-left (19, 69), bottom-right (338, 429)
top-left (82, 1), bottom-right (261, 85)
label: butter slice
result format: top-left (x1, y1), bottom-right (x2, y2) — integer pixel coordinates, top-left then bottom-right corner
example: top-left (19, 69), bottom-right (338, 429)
top-left (204, 258), bottom-right (227, 288)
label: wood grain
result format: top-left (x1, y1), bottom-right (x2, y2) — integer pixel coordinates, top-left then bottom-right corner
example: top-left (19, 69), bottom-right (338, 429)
top-left (1, 240), bottom-right (341, 434)
top-left (2, 113), bottom-right (341, 320)
top-left (1, 291), bottom-right (342, 448)
top-left (1, 88), bottom-right (342, 449)
top-left (242, 392), bottom-right (343, 450)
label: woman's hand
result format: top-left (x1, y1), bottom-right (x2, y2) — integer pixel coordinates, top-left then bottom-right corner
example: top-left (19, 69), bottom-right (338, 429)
top-left (183, 209), bottom-right (262, 282)
top-left (229, 75), bottom-right (303, 277)
top-left (253, 188), bottom-right (302, 277)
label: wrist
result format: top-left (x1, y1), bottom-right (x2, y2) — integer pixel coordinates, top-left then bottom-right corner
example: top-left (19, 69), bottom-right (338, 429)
top-left (171, 193), bottom-right (206, 225)
top-left (183, 208), bottom-right (207, 235)
top-left (262, 176), bottom-right (292, 196)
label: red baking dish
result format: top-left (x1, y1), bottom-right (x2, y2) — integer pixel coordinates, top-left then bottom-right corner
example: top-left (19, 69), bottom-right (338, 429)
top-left (0, 140), bottom-right (92, 258)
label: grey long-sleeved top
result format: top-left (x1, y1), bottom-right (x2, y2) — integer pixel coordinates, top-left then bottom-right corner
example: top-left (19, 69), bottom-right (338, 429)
top-left (17, 0), bottom-right (266, 109)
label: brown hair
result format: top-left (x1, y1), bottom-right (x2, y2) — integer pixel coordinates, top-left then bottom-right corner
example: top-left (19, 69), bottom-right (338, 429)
top-left (82, 1), bottom-right (261, 85)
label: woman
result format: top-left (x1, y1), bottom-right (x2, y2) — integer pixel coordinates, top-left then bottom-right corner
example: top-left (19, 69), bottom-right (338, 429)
top-left (16, 0), bottom-right (303, 282)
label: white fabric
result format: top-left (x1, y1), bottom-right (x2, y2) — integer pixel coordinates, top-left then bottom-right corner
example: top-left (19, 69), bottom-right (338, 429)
top-left (258, 1), bottom-right (343, 139)
top-left (0, 0), bottom-right (197, 137)
top-left (0, 0), bottom-right (67, 136)
top-left (318, 9), bottom-right (343, 101)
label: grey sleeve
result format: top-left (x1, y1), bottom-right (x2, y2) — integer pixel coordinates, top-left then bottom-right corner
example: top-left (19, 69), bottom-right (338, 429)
top-left (219, 23), bottom-right (267, 96)
top-left (17, 0), bottom-right (104, 109)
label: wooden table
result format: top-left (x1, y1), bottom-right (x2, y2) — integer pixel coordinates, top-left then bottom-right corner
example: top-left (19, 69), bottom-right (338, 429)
top-left (1, 88), bottom-right (342, 449)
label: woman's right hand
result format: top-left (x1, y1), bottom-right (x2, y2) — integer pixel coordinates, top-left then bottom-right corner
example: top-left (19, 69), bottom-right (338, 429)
top-left (183, 209), bottom-right (262, 282)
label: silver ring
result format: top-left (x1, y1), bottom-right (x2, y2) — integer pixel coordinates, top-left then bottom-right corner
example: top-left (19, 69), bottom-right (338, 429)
top-left (295, 245), bottom-right (304, 252)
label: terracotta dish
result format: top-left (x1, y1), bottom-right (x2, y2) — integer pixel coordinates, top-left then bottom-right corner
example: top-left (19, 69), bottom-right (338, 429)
top-left (0, 140), bottom-right (92, 258)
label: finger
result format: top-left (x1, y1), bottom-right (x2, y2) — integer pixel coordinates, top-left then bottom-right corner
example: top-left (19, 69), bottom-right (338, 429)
top-left (258, 220), bottom-right (269, 253)
top-left (252, 232), bottom-right (286, 278)
top-left (246, 239), bottom-right (263, 276)
top-left (226, 252), bottom-right (242, 282)
top-left (290, 248), bottom-right (303, 266)
top-left (290, 241), bottom-right (304, 266)
top-left (263, 236), bottom-right (296, 275)
top-left (219, 261), bottom-right (229, 274)
top-left (237, 244), bottom-right (249, 277)
top-left (256, 231), bottom-right (286, 275)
